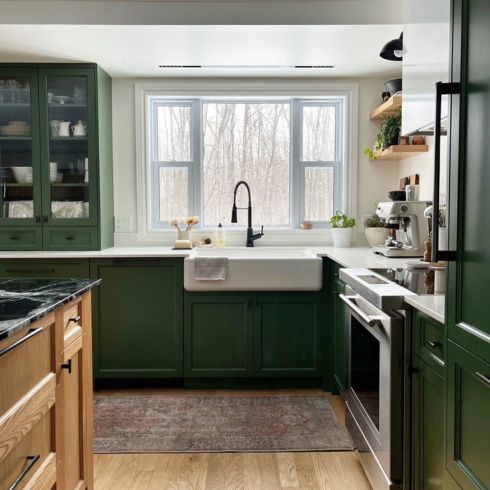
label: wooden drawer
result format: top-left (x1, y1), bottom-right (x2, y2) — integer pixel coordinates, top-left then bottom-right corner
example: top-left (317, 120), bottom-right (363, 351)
top-left (0, 409), bottom-right (54, 490)
top-left (42, 227), bottom-right (98, 251)
top-left (0, 316), bottom-right (54, 418)
top-left (0, 228), bottom-right (42, 251)
top-left (414, 311), bottom-right (445, 376)
top-left (62, 299), bottom-right (82, 348)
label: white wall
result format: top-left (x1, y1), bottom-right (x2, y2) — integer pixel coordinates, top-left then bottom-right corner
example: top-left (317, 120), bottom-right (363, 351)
top-left (111, 76), bottom-right (401, 245)
top-left (398, 135), bottom-right (447, 202)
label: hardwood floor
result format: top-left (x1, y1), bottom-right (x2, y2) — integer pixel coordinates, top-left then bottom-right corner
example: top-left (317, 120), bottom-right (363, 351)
top-left (93, 389), bottom-right (371, 490)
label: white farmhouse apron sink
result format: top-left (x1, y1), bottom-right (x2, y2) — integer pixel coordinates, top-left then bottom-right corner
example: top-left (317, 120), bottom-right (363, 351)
top-left (184, 247), bottom-right (323, 291)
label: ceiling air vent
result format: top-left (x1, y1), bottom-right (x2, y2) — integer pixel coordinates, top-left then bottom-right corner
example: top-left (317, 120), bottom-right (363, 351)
top-left (294, 65), bottom-right (335, 69)
top-left (158, 65), bottom-right (202, 68)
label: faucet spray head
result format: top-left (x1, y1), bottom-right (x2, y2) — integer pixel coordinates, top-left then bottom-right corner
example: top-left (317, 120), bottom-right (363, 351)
top-left (231, 204), bottom-right (238, 223)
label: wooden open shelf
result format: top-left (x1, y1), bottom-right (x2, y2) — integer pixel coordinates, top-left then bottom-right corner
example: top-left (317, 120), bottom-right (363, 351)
top-left (369, 94), bottom-right (402, 120)
top-left (374, 144), bottom-right (429, 160)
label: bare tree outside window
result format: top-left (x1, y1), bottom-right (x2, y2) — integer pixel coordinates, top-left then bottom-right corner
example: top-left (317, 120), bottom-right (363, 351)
top-left (150, 97), bottom-right (343, 228)
top-left (202, 102), bottom-right (290, 226)
top-left (157, 105), bottom-right (191, 161)
top-left (302, 105), bottom-right (336, 162)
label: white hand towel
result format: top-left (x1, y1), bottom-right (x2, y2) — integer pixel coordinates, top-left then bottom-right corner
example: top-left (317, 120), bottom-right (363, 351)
top-left (194, 257), bottom-right (228, 281)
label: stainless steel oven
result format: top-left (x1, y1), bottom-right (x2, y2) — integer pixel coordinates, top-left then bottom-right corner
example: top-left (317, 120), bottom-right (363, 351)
top-left (341, 286), bottom-right (405, 490)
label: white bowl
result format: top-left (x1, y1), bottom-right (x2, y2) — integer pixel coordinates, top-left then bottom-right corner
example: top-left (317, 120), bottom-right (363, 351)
top-left (11, 166), bottom-right (31, 184)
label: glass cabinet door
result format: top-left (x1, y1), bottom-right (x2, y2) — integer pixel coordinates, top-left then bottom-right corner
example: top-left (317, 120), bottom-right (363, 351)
top-left (0, 68), bottom-right (42, 225)
top-left (39, 68), bottom-right (97, 226)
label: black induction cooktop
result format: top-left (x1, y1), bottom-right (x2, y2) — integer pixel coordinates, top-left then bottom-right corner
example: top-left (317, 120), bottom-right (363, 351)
top-left (370, 267), bottom-right (436, 295)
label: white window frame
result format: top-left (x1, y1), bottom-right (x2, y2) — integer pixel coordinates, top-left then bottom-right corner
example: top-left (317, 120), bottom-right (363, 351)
top-left (135, 80), bottom-right (358, 242)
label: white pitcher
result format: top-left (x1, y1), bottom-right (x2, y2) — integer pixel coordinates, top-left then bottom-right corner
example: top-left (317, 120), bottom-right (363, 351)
top-left (71, 120), bottom-right (87, 137)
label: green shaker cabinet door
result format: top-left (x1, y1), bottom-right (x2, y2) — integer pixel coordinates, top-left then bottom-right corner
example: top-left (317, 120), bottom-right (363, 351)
top-left (447, 0), bottom-right (490, 362)
top-left (184, 296), bottom-right (253, 377)
top-left (254, 296), bottom-right (321, 377)
top-left (332, 287), bottom-right (347, 394)
top-left (446, 341), bottom-right (490, 489)
top-left (91, 259), bottom-right (183, 378)
top-left (412, 356), bottom-right (445, 490)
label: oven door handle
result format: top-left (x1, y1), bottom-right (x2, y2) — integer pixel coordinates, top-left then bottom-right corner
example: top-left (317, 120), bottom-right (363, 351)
top-left (339, 294), bottom-right (385, 327)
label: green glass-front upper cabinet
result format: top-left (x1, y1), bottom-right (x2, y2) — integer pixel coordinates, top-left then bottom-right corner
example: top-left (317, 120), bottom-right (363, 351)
top-left (0, 67), bottom-right (43, 249)
top-left (446, 341), bottom-right (490, 489)
top-left (0, 64), bottom-right (113, 251)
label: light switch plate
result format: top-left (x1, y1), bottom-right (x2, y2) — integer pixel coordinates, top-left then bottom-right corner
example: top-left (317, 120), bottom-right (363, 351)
top-left (115, 216), bottom-right (132, 232)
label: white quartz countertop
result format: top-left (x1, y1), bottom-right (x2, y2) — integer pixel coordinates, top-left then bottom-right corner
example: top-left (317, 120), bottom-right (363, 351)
top-left (404, 294), bottom-right (445, 324)
top-left (0, 245), bottom-right (445, 322)
top-left (0, 245), bottom-right (413, 265)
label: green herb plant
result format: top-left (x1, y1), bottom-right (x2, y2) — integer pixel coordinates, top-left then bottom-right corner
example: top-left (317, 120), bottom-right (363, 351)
top-left (364, 109), bottom-right (402, 160)
top-left (363, 214), bottom-right (385, 228)
top-left (330, 210), bottom-right (356, 229)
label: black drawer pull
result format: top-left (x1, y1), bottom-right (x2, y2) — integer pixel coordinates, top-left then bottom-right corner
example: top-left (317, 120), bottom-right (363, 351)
top-left (61, 359), bottom-right (72, 374)
top-left (0, 328), bottom-right (43, 359)
top-left (425, 340), bottom-right (441, 349)
top-left (9, 235), bottom-right (20, 241)
top-left (8, 454), bottom-right (40, 490)
top-left (5, 269), bottom-right (55, 274)
top-left (65, 236), bottom-right (75, 241)
top-left (69, 315), bottom-right (81, 324)
top-left (475, 372), bottom-right (490, 387)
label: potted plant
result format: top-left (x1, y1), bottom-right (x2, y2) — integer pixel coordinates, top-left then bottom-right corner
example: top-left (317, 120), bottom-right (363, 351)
top-left (330, 210), bottom-right (356, 248)
top-left (364, 109), bottom-right (402, 160)
top-left (363, 214), bottom-right (388, 247)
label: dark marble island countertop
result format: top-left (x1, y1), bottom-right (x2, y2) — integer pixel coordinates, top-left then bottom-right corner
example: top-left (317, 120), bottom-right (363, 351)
top-left (0, 278), bottom-right (101, 340)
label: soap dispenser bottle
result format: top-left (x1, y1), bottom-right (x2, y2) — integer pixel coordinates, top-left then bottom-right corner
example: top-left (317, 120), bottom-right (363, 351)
top-left (216, 223), bottom-right (225, 248)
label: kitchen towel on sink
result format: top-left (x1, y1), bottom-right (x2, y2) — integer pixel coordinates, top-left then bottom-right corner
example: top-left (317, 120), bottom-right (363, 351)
top-left (194, 257), bottom-right (228, 281)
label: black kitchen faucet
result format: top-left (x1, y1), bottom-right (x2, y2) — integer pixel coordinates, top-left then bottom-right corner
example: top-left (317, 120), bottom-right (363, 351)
top-left (231, 180), bottom-right (264, 247)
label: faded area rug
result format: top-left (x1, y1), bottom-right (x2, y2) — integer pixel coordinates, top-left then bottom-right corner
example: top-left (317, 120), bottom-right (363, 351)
top-left (93, 394), bottom-right (354, 453)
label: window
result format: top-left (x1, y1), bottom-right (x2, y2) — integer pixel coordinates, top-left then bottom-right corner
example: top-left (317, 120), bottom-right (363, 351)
top-left (147, 96), bottom-right (345, 230)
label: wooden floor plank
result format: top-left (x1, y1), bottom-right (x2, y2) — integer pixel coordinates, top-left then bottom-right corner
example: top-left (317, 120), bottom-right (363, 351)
top-left (204, 453), bottom-right (244, 490)
top-left (276, 453), bottom-right (300, 488)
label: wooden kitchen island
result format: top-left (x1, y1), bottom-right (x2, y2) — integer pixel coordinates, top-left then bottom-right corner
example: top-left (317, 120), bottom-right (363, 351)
top-left (0, 278), bottom-right (100, 490)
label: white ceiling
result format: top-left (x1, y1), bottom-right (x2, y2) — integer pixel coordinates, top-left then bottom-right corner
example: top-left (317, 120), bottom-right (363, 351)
top-left (0, 24), bottom-right (402, 78)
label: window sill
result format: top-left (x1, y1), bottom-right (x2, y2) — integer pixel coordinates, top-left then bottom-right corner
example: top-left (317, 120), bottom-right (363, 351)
top-left (117, 227), bottom-right (337, 247)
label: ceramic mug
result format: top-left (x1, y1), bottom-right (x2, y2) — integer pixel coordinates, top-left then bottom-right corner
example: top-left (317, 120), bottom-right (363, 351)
top-left (49, 120), bottom-right (60, 137)
top-left (58, 121), bottom-right (71, 137)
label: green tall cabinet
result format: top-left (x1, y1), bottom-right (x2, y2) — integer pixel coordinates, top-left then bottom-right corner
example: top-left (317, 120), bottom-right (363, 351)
top-left (445, 0), bottom-right (490, 488)
top-left (0, 63), bottom-right (113, 250)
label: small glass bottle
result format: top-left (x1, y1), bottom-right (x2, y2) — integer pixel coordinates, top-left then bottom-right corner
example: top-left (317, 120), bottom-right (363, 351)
top-left (216, 223), bottom-right (225, 248)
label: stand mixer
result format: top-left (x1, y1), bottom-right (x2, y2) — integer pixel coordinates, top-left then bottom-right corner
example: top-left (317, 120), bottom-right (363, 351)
top-left (373, 201), bottom-right (431, 257)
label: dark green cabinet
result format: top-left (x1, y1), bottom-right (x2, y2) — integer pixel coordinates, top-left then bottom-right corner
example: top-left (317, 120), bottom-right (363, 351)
top-left (332, 280), bottom-right (347, 395)
top-left (447, 0), bottom-right (490, 365)
top-left (414, 310), bottom-right (445, 377)
top-left (254, 296), bottom-right (321, 376)
top-left (0, 258), bottom-right (89, 278)
top-left (412, 355), bottom-right (445, 490)
top-left (445, 2), bottom-right (490, 488)
top-left (91, 259), bottom-right (183, 378)
top-left (0, 64), bottom-right (113, 251)
top-left (184, 292), bottom-right (324, 379)
top-left (446, 341), bottom-right (490, 489)
top-left (184, 296), bottom-right (253, 377)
